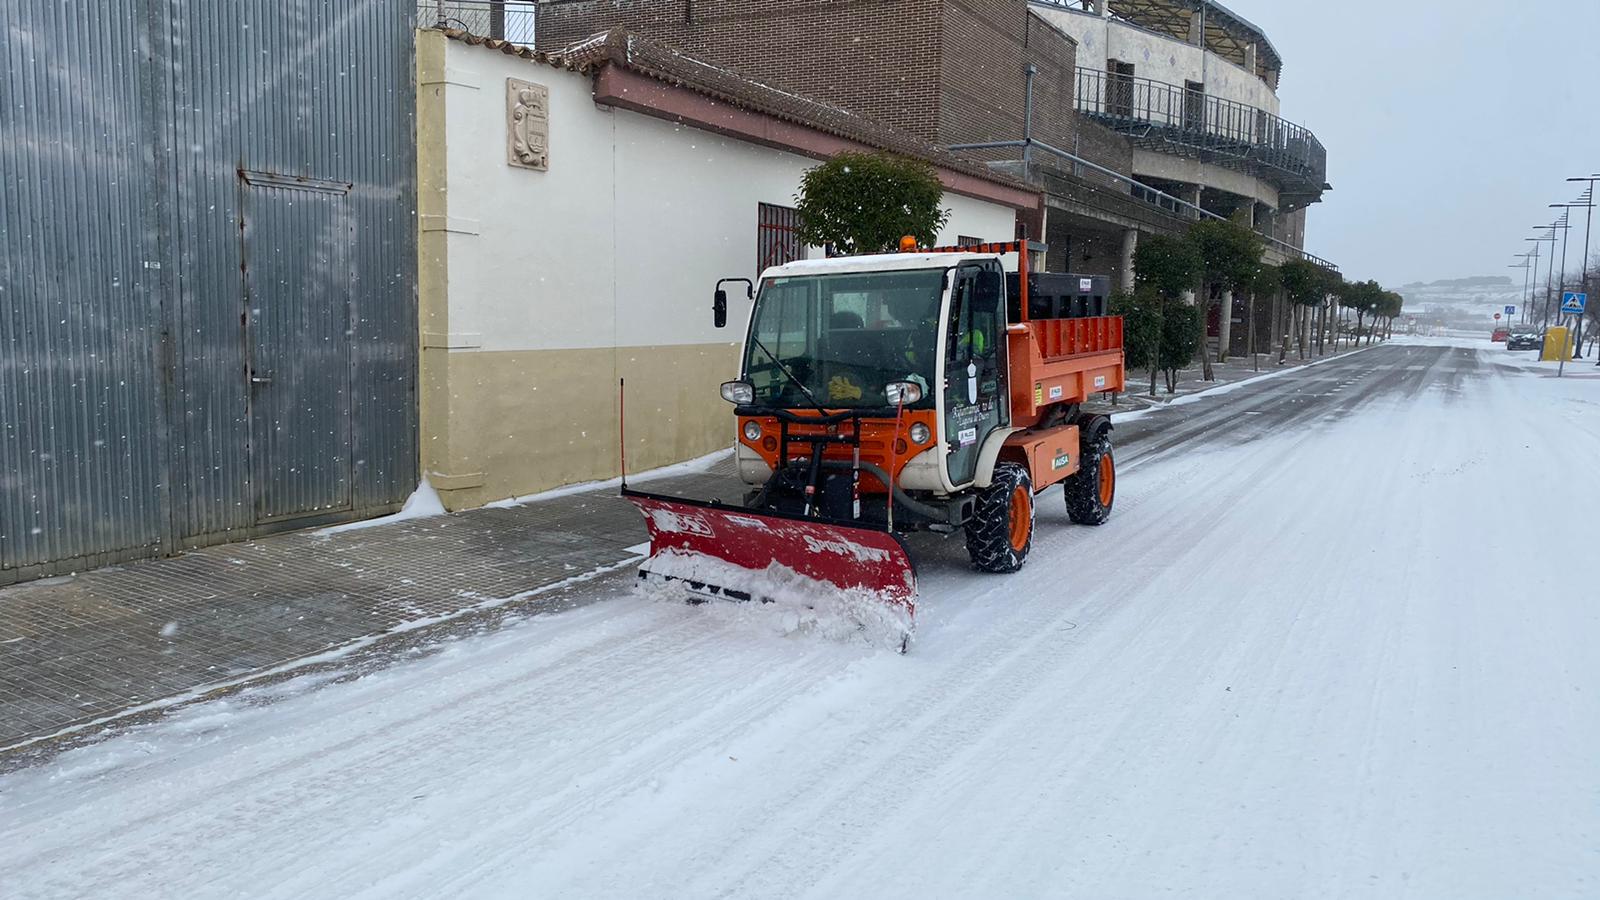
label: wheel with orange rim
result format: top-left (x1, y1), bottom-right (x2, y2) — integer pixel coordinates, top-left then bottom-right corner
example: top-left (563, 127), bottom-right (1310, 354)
top-left (964, 462), bottom-right (1033, 573)
top-left (1066, 429), bottom-right (1115, 525)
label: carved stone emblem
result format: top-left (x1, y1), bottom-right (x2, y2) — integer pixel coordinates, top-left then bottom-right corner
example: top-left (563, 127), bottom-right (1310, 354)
top-left (506, 78), bottom-right (549, 171)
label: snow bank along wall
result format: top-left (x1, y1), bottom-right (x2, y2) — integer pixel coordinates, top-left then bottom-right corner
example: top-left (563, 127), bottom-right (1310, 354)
top-left (415, 31), bottom-right (1030, 509)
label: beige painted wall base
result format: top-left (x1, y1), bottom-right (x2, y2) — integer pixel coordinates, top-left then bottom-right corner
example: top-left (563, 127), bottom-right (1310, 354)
top-left (425, 342), bottom-right (740, 509)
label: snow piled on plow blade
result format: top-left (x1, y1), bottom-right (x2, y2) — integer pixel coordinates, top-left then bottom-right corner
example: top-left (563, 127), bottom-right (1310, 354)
top-left (623, 491), bottom-right (916, 649)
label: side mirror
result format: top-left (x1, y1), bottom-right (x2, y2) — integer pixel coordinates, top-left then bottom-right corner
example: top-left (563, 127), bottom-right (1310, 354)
top-left (885, 381), bottom-right (923, 406)
top-left (713, 289), bottom-right (728, 329)
top-left (720, 380), bottom-right (754, 405)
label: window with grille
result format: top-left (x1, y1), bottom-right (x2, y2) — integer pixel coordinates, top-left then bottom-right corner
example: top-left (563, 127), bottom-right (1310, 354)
top-left (957, 235), bottom-right (983, 248)
top-left (757, 203), bottom-right (802, 273)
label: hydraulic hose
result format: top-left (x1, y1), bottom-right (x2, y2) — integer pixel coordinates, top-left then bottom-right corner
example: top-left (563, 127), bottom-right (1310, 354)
top-left (818, 459), bottom-right (949, 523)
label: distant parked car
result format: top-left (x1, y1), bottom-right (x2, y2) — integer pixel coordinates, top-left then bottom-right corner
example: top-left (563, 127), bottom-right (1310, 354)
top-left (1507, 330), bottom-right (1542, 351)
top-left (1491, 327), bottom-right (1510, 342)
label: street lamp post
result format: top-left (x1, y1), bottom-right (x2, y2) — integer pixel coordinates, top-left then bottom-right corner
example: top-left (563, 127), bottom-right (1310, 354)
top-left (1508, 256), bottom-right (1532, 327)
top-left (1565, 175), bottom-right (1600, 362)
top-left (1531, 218), bottom-right (1568, 329)
top-left (1527, 228), bottom-right (1559, 328)
top-left (1523, 243), bottom-right (1542, 327)
top-left (1552, 198), bottom-right (1592, 358)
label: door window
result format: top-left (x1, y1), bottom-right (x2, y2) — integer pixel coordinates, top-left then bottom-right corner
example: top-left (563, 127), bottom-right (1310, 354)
top-left (943, 265), bottom-right (1007, 485)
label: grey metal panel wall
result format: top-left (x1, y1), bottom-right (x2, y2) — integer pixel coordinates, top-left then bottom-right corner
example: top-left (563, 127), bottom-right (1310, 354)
top-left (169, 0), bottom-right (418, 543)
top-left (0, 0), bottom-right (168, 572)
top-left (1, 0), bottom-right (417, 581)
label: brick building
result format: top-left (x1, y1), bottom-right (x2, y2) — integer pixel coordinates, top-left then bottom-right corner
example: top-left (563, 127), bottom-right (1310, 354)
top-left (536, 0), bottom-right (1335, 357)
top-left (535, 0), bottom-right (1197, 284)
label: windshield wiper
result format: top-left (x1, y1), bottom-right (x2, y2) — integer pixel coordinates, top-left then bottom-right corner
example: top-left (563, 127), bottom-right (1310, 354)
top-left (749, 335), bottom-right (828, 413)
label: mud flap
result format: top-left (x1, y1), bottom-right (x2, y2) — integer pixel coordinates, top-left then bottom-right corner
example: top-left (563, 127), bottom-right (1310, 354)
top-left (622, 489), bottom-right (917, 640)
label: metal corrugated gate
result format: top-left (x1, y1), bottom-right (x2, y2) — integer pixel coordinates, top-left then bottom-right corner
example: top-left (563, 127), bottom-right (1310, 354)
top-left (0, 0), bottom-right (418, 584)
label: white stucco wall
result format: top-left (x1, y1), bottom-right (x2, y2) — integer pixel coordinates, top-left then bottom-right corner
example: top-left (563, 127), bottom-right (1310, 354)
top-left (1033, 5), bottom-right (1279, 115)
top-left (439, 41), bottom-right (1021, 354)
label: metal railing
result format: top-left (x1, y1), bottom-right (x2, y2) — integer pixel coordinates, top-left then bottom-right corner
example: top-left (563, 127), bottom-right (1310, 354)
top-left (416, 0), bottom-right (536, 44)
top-left (948, 137), bottom-right (1337, 270)
top-left (1076, 68), bottom-right (1326, 195)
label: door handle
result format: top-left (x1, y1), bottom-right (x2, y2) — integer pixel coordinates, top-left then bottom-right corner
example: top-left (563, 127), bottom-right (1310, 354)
top-left (250, 375), bottom-right (273, 384)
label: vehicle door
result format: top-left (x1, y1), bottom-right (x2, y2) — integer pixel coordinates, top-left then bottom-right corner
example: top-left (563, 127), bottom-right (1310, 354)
top-left (943, 263), bottom-right (1008, 486)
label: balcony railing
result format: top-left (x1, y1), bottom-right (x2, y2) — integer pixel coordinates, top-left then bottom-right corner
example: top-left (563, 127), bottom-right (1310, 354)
top-left (1076, 68), bottom-right (1326, 203)
top-left (416, 0), bottom-right (536, 44)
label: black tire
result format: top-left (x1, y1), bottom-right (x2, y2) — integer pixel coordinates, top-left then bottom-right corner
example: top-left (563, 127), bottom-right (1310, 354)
top-left (1065, 429), bottom-right (1115, 525)
top-left (964, 462), bottom-right (1034, 573)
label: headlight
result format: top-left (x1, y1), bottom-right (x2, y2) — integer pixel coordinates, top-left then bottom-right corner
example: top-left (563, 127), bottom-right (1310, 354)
top-left (720, 381), bottom-right (754, 404)
top-left (909, 422), bottom-right (931, 444)
top-left (743, 420), bottom-right (763, 442)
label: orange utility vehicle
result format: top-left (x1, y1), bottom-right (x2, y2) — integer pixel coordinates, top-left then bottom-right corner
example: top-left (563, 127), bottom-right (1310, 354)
top-left (623, 240), bottom-right (1125, 630)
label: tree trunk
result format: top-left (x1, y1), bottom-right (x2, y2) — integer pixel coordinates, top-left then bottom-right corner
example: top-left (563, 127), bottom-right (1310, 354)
top-left (1248, 291), bottom-right (1258, 372)
top-left (1296, 305), bottom-right (1306, 359)
top-left (1217, 290), bottom-right (1232, 363)
top-left (1276, 291), bottom-right (1289, 365)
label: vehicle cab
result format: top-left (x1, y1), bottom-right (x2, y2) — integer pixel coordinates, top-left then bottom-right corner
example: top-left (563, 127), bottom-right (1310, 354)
top-left (724, 250), bottom-right (1009, 506)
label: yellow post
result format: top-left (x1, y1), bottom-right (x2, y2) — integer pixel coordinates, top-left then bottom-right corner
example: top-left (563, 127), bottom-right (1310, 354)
top-left (1540, 326), bottom-right (1573, 361)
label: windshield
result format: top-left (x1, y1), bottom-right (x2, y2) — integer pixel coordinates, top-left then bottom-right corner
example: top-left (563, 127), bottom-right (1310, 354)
top-left (742, 269), bottom-right (944, 408)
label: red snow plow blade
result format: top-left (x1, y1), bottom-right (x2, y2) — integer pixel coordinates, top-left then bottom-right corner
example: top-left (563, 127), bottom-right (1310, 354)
top-left (622, 488), bottom-right (916, 626)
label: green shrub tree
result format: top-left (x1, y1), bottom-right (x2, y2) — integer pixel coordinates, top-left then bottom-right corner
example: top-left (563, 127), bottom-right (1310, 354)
top-left (794, 152), bottom-right (951, 255)
top-left (1159, 302), bottom-right (1203, 392)
top-left (1132, 233), bottom-right (1203, 395)
top-left (1244, 263), bottom-right (1280, 370)
top-left (1110, 291), bottom-right (1161, 397)
top-left (1280, 259), bottom-right (1339, 358)
top-left (1188, 218), bottom-right (1265, 372)
top-left (1338, 279), bottom-right (1385, 346)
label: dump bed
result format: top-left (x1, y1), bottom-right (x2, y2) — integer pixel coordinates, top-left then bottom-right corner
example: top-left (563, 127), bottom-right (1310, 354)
top-left (926, 242), bottom-right (1125, 427)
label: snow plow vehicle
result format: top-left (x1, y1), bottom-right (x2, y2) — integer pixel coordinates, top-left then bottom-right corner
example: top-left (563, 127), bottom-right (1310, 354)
top-left (624, 240), bottom-right (1125, 646)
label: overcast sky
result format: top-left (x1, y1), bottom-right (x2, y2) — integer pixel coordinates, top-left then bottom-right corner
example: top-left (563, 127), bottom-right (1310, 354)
top-left (1249, 0), bottom-right (1600, 286)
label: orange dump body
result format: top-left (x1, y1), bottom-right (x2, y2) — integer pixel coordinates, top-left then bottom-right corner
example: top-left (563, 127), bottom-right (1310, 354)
top-left (1005, 316), bottom-right (1126, 429)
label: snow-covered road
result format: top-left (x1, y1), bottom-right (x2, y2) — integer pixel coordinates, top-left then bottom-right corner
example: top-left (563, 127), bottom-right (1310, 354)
top-left (4, 339), bottom-right (1598, 898)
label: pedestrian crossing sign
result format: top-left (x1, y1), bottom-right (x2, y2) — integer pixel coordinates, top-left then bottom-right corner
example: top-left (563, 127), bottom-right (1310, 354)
top-left (1561, 291), bottom-right (1586, 315)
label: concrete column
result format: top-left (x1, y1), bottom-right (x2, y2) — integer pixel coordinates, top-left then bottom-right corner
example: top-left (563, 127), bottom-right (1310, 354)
top-left (1118, 228), bottom-right (1138, 294)
top-left (1217, 289), bottom-right (1234, 361)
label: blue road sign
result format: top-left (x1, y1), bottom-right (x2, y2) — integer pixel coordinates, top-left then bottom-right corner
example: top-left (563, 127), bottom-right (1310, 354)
top-left (1504, 305), bottom-right (1516, 316)
top-left (1561, 291), bottom-right (1587, 315)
